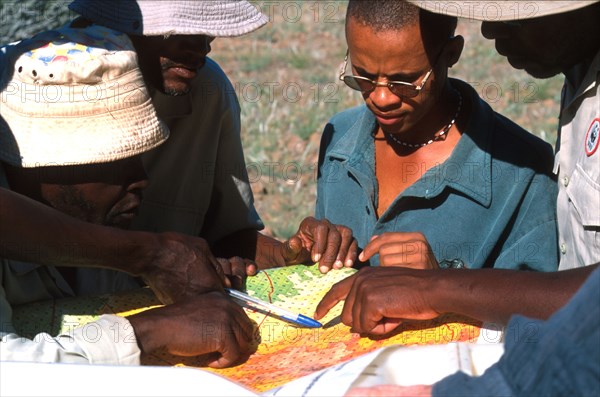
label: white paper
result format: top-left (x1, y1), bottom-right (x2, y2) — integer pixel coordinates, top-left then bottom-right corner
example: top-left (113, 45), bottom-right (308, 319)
top-left (264, 342), bottom-right (504, 397)
top-left (0, 361), bottom-right (257, 397)
top-left (0, 343), bottom-right (504, 397)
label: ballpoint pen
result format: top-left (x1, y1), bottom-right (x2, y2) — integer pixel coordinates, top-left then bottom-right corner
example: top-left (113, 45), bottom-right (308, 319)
top-left (225, 288), bottom-right (322, 328)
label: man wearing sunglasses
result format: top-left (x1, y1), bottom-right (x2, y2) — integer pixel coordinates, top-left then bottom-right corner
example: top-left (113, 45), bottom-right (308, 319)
top-left (343, 2), bottom-right (600, 395)
top-left (314, 0), bottom-right (560, 329)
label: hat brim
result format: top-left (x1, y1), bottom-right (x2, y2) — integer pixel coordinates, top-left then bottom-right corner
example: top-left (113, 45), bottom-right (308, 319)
top-left (69, 0), bottom-right (269, 37)
top-left (408, 1), bottom-right (600, 21)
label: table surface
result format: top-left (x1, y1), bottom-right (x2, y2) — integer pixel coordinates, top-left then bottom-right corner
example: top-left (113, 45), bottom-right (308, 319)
top-left (12, 265), bottom-right (481, 393)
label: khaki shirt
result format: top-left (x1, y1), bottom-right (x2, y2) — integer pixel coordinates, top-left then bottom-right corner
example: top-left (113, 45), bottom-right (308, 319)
top-left (555, 49), bottom-right (600, 269)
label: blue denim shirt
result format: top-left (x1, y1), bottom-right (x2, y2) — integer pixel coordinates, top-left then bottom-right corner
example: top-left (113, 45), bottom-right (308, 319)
top-left (315, 79), bottom-right (558, 270)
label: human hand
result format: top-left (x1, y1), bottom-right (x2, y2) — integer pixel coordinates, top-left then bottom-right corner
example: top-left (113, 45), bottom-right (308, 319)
top-left (359, 232), bottom-right (439, 269)
top-left (281, 216), bottom-right (358, 273)
top-left (314, 267), bottom-right (441, 335)
top-left (216, 256), bottom-right (258, 289)
top-left (140, 232), bottom-right (227, 305)
top-left (345, 385), bottom-right (433, 396)
top-left (128, 291), bottom-right (257, 368)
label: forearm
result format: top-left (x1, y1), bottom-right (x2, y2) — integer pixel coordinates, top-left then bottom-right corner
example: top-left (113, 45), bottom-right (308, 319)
top-left (212, 228), bottom-right (286, 268)
top-left (430, 265), bottom-right (597, 324)
top-left (0, 187), bottom-right (156, 275)
top-left (254, 232), bottom-right (287, 268)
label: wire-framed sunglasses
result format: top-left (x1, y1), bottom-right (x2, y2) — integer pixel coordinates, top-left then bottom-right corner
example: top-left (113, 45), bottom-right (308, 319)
top-left (338, 49), bottom-right (435, 99)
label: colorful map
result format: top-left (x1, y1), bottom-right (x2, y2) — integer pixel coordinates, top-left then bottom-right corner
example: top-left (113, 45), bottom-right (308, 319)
top-left (11, 265), bottom-right (481, 392)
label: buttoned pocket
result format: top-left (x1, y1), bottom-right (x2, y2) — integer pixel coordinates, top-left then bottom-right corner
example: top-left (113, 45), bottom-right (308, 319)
top-left (568, 164), bottom-right (600, 227)
top-left (566, 164), bottom-right (600, 265)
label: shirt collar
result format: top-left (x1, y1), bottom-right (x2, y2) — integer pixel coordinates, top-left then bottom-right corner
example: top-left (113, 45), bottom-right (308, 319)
top-left (325, 78), bottom-right (493, 208)
top-left (151, 87), bottom-right (193, 119)
top-left (326, 107), bottom-right (378, 201)
top-left (563, 48), bottom-right (600, 110)
top-left (327, 106), bottom-right (377, 164)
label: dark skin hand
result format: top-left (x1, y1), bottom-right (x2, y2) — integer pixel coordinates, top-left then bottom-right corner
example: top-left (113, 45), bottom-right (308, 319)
top-left (0, 188), bottom-right (227, 305)
top-left (315, 267), bottom-right (440, 335)
top-left (139, 232), bottom-right (228, 304)
top-left (128, 291), bottom-right (257, 368)
top-left (359, 232), bottom-right (439, 269)
top-left (315, 265), bottom-right (598, 335)
top-left (216, 256), bottom-right (257, 290)
top-left (0, 189), bottom-right (251, 367)
top-left (213, 216), bottom-right (359, 276)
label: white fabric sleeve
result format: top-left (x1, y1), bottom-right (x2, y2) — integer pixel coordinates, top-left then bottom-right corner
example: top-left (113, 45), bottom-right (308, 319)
top-left (1, 305), bottom-right (140, 365)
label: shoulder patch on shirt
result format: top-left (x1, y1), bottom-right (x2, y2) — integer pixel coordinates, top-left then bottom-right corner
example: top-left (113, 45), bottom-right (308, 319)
top-left (585, 118), bottom-right (600, 156)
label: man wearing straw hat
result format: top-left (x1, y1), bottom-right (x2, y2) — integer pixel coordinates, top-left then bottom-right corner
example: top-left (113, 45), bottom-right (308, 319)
top-left (0, 25), bottom-right (254, 366)
top-left (66, 0), bottom-right (358, 273)
top-left (343, 1), bottom-right (600, 395)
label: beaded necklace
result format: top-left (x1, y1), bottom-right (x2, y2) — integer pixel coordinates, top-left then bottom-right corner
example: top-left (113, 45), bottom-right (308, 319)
top-left (386, 89), bottom-right (463, 148)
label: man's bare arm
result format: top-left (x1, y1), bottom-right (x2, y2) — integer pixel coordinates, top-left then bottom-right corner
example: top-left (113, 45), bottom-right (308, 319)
top-left (0, 187), bottom-right (225, 304)
top-left (315, 265), bottom-right (598, 332)
top-left (430, 265), bottom-right (597, 324)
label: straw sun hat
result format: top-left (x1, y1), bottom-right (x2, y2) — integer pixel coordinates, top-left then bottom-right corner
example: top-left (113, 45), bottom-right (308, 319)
top-left (0, 25), bottom-right (169, 168)
top-left (407, 1), bottom-right (600, 21)
top-left (68, 0), bottom-right (269, 37)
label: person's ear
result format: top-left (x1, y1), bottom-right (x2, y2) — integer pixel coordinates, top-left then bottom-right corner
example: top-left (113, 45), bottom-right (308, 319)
top-left (446, 35), bottom-right (464, 68)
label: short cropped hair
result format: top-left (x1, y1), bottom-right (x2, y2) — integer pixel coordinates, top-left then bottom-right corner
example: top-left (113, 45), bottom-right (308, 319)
top-left (347, 0), bottom-right (457, 44)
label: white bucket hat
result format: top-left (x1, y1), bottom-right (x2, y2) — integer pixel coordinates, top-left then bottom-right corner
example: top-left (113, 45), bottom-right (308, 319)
top-left (0, 25), bottom-right (169, 168)
top-left (407, 1), bottom-right (600, 21)
top-left (68, 0), bottom-right (269, 37)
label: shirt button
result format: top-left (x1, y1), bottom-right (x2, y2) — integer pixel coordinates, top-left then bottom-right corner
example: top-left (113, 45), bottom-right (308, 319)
top-left (560, 243), bottom-right (567, 255)
top-left (562, 176), bottom-right (569, 187)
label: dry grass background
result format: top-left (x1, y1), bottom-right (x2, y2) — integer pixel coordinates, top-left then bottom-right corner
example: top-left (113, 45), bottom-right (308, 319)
top-left (212, 1), bottom-right (563, 238)
top-left (0, 0), bottom-right (564, 239)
